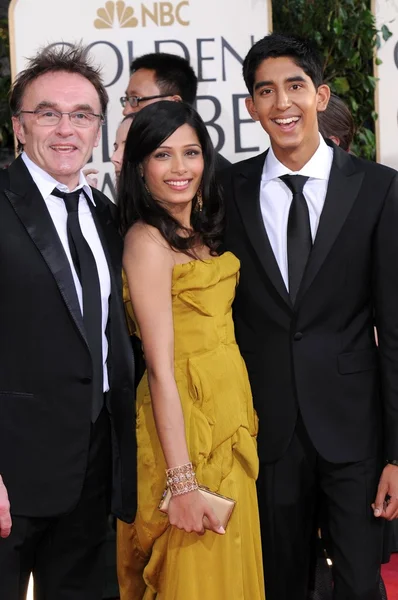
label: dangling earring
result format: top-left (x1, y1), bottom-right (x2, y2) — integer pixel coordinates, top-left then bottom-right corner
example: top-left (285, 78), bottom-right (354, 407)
top-left (196, 187), bottom-right (203, 212)
top-left (139, 164), bottom-right (150, 197)
top-left (142, 177), bottom-right (151, 206)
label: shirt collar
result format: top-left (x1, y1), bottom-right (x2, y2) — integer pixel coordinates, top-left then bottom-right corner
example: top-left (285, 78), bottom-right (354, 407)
top-left (262, 134), bottom-right (333, 183)
top-left (21, 152), bottom-right (95, 206)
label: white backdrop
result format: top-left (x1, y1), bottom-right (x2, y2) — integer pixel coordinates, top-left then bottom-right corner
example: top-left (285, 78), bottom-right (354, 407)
top-left (9, 0), bottom-right (271, 199)
top-left (374, 0), bottom-right (398, 169)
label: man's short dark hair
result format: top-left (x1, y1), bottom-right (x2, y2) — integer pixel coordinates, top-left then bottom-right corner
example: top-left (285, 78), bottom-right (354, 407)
top-left (243, 33), bottom-right (324, 96)
top-left (130, 53), bottom-right (198, 105)
top-left (318, 93), bottom-right (355, 152)
top-left (10, 44), bottom-right (109, 117)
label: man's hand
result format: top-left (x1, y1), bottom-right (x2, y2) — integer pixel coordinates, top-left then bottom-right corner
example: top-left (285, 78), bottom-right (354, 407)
top-left (0, 475), bottom-right (11, 538)
top-left (372, 464), bottom-right (398, 520)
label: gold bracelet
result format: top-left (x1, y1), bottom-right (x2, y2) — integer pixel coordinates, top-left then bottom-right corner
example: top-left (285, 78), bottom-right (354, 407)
top-left (166, 462), bottom-right (199, 496)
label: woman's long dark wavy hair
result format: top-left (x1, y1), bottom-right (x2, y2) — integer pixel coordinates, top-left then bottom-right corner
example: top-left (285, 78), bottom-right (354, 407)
top-left (118, 101), bottom-right (224, 255)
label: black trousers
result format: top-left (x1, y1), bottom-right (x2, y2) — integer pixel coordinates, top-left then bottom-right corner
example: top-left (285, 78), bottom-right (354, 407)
top-left (0, 408), bottom-right (111, 600)
top-left (257, 417), bottom-right (384, 600)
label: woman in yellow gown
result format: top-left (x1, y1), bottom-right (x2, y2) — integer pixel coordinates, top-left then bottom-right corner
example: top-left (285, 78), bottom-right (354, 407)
top-left (117, 100), bottom-right (265, 600)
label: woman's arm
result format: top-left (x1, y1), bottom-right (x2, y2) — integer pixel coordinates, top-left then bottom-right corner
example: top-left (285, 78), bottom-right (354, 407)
top-left (123, 224), bottom-right (224, 535)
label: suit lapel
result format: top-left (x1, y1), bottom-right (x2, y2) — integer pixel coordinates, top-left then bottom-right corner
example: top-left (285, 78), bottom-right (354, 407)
top-left (87, 189), bottom-right (122, 290)
top-left (5, 157), bottom-right (87, 344)
top-left (87, 190), bottom-right (133, 391)
top-left (233, 151), bottom-right (292, 306)
top-left (296, 144), bottom-right (365, 304)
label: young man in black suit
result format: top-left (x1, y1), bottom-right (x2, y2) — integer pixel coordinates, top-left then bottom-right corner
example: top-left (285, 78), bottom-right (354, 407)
top-left (0, 45), bottom-right (136, 599)
top-left (221, 33), bottom-right (398, 600)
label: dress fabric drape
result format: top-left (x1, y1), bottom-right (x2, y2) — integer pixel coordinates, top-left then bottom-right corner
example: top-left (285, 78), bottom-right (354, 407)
top-left (118, 251), bottom-right (265, 600)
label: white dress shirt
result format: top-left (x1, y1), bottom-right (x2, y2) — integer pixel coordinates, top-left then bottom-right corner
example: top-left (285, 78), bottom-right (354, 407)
top-left (260, 135), bottom-right (334, 291)
top-left (22, 152), bottom-right (110, 392)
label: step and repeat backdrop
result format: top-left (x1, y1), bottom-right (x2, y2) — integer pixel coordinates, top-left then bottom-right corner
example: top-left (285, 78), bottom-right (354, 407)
top-left (9, 0), bottom-right (272, 199)
top-left (374, 0), bottom-right (398, 170)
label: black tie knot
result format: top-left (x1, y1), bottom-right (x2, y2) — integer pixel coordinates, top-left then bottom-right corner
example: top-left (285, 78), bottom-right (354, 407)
top-left (52, 188), bottom-right (81, 213)
top-left (280, 174), bottom-right (309, 195)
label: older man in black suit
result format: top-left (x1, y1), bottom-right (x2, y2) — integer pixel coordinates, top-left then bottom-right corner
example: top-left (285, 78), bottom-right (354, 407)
top-left (0, 44), bottom-right (136, 600)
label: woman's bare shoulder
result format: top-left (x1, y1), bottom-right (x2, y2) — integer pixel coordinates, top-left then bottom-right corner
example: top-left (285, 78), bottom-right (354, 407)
top-left (124, 221), bottom-right (173, 265)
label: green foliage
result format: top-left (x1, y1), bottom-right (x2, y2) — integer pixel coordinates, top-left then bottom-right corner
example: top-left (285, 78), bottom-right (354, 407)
top-left (272, 0), bottom-right (383, 160)
top-left (0, 17), bottom-right (12, 150)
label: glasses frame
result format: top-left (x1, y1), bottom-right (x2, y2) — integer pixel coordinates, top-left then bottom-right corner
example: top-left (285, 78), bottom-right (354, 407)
top-left (17, 109), bottom-right (104, 127)
top-left (119, 93), bottom-right (171, 108)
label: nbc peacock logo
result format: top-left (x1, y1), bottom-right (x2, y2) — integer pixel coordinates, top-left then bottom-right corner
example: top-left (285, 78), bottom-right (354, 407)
top-left (94, 0), bottom-right (190, 28)
top-left (94, 1), bottom-right (138, 28)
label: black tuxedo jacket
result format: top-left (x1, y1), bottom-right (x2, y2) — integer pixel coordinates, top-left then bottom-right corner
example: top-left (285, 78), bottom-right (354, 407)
top-left (0, 156), bottom-right (136, 522)
top-left (222, 142), bottom-right (398, 464)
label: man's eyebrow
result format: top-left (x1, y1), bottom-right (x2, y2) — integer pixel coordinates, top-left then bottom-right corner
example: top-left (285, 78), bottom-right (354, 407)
top-left (254, 75), bottom-right (307, 91)
top-left (35, 101), bottom-right (57, 109)
top-left (35, 101), bottom-right (97, 112)
top-left (254, 80), bottom-right (273, 90)
top-left (72, 104), bottom-right (98, 112)
top-left (285, 76), bottom-right (307, 84)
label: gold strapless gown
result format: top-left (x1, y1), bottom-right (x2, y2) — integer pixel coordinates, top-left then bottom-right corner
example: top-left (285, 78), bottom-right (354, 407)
top-left (118, 252), bottom-right (265, 599)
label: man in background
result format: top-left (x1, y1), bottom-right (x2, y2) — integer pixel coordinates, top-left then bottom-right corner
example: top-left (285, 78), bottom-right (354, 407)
top-left (121, 52), bottom-right (230, 170)
top-left (318, 92), bottom-right (355, 151)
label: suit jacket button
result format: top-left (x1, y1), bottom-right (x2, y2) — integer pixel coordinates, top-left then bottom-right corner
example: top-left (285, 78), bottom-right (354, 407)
top-left (81, 377), bottom-right (92, 384)
top-left (293, 332), bottom-right (303, 341)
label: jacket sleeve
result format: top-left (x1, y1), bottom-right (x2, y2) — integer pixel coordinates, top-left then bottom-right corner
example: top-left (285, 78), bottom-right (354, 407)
top-left (373, 171), bottom-right (398, 460)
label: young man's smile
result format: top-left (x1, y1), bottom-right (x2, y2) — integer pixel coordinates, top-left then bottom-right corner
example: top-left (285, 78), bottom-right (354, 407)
top-left (245, 56), bottom-right (330, 170)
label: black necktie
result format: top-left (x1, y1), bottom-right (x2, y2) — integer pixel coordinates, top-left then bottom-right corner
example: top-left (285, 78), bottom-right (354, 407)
top-left (280, 174), bottom-right (311, 304)
top-left (52, 188), bottom-right (103, 422)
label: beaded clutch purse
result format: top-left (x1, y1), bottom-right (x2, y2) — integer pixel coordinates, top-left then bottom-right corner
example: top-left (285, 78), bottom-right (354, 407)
top-left (158, 486), bottom-right (236, 530)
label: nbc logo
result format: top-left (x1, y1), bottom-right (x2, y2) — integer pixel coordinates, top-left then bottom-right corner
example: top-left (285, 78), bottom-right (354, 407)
top-left (94, 0), bottom-right (190, 28)
top-left (94, 1), bottom-right (138, 28)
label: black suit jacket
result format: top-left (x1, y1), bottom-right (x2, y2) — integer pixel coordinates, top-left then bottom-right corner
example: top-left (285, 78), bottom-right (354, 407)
top-left (215, 152), bottom-right (231, 172)
top-left (222, 142), bottom-right (398, 465)
top-left (0, 156), bottom-right (136, 522)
